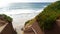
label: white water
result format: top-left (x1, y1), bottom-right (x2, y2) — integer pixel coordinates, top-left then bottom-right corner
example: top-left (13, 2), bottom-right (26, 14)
top-left (0, 9), bottom-right (43, 34)
top-left (11, 13), bottom-right (39, 34)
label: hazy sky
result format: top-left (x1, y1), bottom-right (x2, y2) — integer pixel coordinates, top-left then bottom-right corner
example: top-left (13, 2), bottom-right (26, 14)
top-left (0, 0), bottom-right (57, 7)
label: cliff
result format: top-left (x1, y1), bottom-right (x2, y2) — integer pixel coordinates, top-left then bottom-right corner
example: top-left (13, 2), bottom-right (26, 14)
top-left (0, 14), bottom-right (17, 34)
top-left (24, 1), bottom-right (60, 34)
top-left (0, 23), bottom-right (17, 34)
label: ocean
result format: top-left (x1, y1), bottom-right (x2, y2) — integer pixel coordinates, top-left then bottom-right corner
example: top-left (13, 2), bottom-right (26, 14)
top-left (9, 2), bottom-right (51, 10)
top-left (0, 2), bottom-right (51, 34)
top-left (8, 2), bottom-right (51, 26)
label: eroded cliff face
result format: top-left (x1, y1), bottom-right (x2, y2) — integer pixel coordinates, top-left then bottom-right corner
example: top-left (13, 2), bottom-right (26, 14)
top-left (44, 19), bottom-right (60, 34)
top-left (0, 14), bottom-right (17, 34)
top-left (0, 22), bottom-right (17, 34)
top-left (23, 1), bottom-right (60, 34)
top-left (23, 21), bottom-right (44, 34)
top-left (23, 19), bottom-right (60, 34)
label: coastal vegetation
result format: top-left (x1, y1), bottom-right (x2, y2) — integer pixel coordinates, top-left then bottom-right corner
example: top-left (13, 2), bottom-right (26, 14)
top-left (25, 19), bottom-right (36, 25)
top-left (25, 1), bottom-right (60, 30)
top-left (0, 14), bottom-right (13, 23)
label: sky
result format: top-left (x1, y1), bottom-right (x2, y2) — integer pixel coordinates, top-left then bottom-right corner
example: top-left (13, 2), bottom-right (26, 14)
top-left (0, 0), bottom-right (57, 8)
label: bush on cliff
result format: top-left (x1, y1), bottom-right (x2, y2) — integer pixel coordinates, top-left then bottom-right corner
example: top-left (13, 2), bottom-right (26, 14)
top-left (0, 14), bottom-right (13, 23)
top-left (35, 1), bottom-right (60, 30)
top-left (25, 1), bottom-right (60, 30)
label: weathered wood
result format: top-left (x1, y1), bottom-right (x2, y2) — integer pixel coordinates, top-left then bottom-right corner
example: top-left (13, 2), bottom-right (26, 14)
top-left (24, 21), bottom-right (44, 34)
top-left (0, 23), bottom-right (17, 34)
top-left (31, 22), bottom-right (44, 34)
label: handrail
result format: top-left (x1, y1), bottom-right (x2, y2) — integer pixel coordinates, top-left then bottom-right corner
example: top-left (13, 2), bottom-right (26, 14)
top-left (31, 27), bottom-right (37, 34)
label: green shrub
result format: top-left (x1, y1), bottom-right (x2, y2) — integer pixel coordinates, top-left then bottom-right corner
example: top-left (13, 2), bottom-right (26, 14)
top-left (25, 19), bottom-right (36, 25)
top-left (35, 1), bottom-right (60, 30)
top-left (0, 14), bottom-right (13, 23)
top-left (25, 20), bottom-right (30, 25)
top-left (25, 1), bottom-right (60, 30)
